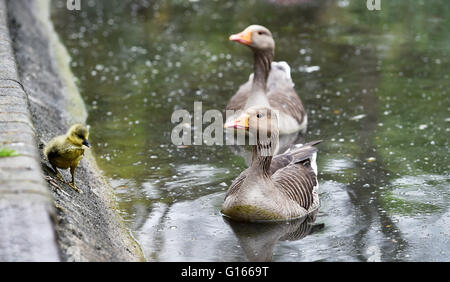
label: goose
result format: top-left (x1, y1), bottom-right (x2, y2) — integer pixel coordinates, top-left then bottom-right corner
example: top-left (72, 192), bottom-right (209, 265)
top-left (222, 106), bottom-right (321, 222)
top-left (226, 25), bottom-right (307, 135)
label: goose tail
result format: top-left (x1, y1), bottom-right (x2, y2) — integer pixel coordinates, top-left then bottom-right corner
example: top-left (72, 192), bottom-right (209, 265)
top-left (283, 140), bottom-right (322, 165)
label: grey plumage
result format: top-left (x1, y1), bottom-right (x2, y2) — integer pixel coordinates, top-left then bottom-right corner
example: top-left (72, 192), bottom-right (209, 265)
top-left (222, 106), bottom-right (321, 222)
top-left (226, 64), bottom-right (306, 127)
top-left (225, 141), bottom-right (320, 215)
top-left (226, 25), bottom-right (307, 134)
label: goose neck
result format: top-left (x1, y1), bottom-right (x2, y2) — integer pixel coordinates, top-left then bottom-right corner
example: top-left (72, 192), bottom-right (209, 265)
top-left (252, 49), bottom-right (273, 93)
top-left (249, 135), bottom-right (276, 178)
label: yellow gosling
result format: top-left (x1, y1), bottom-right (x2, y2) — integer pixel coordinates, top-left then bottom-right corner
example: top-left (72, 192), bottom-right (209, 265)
top-left (44, 124), bottom-right (90, 193)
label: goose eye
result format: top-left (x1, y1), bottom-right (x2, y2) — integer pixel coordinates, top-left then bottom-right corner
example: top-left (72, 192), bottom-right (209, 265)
top-left (256, 113), bottom-right (263, 118)
top-left (257, 31), bottom-right (263, 35)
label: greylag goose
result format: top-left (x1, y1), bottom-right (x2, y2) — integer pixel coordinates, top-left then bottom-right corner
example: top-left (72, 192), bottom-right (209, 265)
top-left (222, 106), bottom-right (321, 222)
top-left (226, 25), bottom-right (307, 135)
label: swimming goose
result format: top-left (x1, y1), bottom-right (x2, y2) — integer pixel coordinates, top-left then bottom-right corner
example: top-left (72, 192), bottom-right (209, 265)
top-left (226, 25), bottom-right (307, 135)
top-left (222, 106), bottom-right (321, 222)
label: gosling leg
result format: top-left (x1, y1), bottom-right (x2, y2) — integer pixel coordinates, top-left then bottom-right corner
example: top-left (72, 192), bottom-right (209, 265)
top-left (51, 164), bottom-right (65, 182)
top-left (68, 166), bottom-right (83, 193)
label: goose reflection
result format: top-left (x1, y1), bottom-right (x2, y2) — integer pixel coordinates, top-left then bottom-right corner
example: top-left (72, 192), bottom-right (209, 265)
top-left (223, 211), bottom-right (324, 262)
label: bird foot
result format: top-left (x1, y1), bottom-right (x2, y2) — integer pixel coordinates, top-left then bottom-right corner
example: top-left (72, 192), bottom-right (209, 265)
top-left (68, 182), bottom-right (83, 194)
top-left (55, 173), bottom-right (65, 182)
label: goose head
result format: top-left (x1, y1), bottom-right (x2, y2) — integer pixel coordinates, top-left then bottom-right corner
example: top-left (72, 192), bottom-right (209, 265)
top-left (229, 25), bottom-right (275, 52)
top-left (225, 106), bottom-right (279, 155)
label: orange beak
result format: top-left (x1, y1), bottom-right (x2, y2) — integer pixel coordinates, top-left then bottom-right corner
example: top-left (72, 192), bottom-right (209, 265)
top-left (224, 113), bottom-right (250, 129)
top-left (229, 29), bottom-right (252, 45)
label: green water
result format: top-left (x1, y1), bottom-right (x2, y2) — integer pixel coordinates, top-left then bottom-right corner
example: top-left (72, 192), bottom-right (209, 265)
top-left (51, 0), bottom-right (449, 261)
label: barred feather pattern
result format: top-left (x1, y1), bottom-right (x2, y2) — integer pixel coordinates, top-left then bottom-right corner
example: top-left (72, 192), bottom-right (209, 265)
top-left (226, 172), bottom-right (247, 199)
top-left (279, 213), bottom-right (318, 241)
top-left (224, 141), bottom-right (321, 215)
top-left (280, 220), bottom-right (313, 241)
top-left (271, 163), bottom-right (317, 211)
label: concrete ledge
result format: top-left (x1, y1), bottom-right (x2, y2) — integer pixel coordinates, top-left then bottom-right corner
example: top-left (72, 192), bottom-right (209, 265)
top-left (0, 194), bottom-right (59, 262)
top-left (1, 0), bottom-right (144, 261)
top-left (0, 0), bottom-right (59, 261)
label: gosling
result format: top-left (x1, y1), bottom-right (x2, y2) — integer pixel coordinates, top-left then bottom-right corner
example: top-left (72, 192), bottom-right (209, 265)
top-left (44, 124), bottom-right (90, 193)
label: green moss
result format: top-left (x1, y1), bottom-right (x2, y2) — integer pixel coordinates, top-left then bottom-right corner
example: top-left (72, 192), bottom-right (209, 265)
top-left (0, 148), bottom-right (18, 157)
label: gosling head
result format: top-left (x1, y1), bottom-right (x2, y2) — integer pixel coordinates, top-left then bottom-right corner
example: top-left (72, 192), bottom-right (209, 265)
top-left (67, 124), bottom-right (90, 148)
top-left (229, 25), bottom-right (275, 52)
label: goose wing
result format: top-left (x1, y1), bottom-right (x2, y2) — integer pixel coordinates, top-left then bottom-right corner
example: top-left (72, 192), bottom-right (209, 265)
top-left (268, 88), bottom-right (305, 126)
top-left (270, 140), bottom-right (321, 175)
top-left (267, 61), bottom-right (305, 126)
top-left (225, 170), bottom-right (248, 198)
top-left (269, 153), bottom-right (294, 175)
top-left (226, 79), bottom-right (252, 112)
top-left (271, 140), bottom-right (321, 210)
top-left (226, 61), bottom-right (302, 116)
top-left (272, 162), bottom-right (317, 210)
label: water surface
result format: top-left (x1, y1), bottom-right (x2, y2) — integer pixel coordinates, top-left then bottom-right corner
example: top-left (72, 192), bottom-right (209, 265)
top-left (51, 0), bottom-right (449, 261)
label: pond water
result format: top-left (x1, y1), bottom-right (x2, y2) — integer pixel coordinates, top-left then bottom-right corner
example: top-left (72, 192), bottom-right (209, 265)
top-left (51, 0), bottom-right (449, 261)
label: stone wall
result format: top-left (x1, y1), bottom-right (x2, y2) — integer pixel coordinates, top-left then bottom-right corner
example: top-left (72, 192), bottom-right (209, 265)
top-left (0, 0), bottom-right (144, 261)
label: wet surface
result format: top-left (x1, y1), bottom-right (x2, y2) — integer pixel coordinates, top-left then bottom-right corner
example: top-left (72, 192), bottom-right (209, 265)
top-left (51, 0), bottom-right (449, 261)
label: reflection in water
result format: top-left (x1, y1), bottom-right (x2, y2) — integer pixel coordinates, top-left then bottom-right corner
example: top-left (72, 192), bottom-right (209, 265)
top-left (224, 212), bottom-right (324, 262)
top-left (137, 192), bottom-right (327, 262)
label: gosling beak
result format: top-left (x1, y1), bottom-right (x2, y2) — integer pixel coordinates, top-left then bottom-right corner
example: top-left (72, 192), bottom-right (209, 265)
top-left (224, 114), bottom-right (250, 129)
top-left (229, 29), bottom-right (252, 45)
top-left (82, 139), bottom-right (91, 148)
